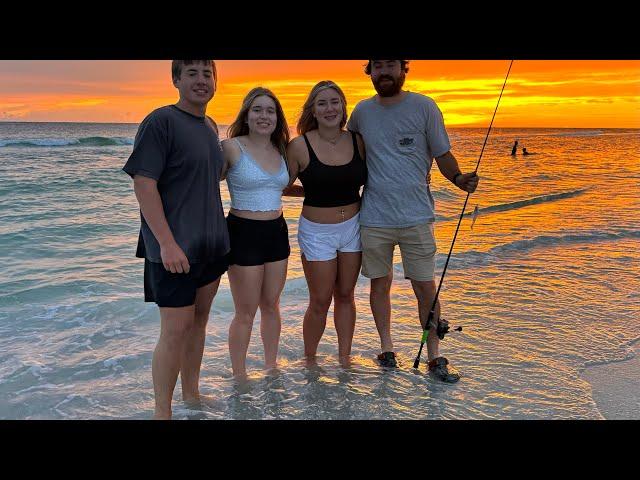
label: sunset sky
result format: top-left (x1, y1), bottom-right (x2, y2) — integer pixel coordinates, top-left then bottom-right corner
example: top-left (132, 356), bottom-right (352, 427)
top-left (1, 60), bottom-right (639, 128)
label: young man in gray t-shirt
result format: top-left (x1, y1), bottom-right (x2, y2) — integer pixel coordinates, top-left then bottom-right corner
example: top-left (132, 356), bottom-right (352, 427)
top-left (347, 60), bottom-right (479, 382)
top-left (123, 60), bottom-right (230, 419)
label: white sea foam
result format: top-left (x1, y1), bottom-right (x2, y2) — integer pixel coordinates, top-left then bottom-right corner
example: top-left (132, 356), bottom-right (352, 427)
top-left (1, 124), bottom-right (638, 419)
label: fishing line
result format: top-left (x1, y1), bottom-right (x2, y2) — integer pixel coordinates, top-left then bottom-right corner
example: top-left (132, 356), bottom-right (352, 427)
top-left (413, 60), bottom-right (514, 369)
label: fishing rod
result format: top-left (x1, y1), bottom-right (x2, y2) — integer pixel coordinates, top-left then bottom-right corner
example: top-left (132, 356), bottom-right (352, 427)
top-left (413, 60), bottom-right (514, 369)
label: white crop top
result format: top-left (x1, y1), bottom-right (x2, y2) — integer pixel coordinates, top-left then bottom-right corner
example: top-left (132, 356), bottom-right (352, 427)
top-left (226, 138), bottom-right (289, 211)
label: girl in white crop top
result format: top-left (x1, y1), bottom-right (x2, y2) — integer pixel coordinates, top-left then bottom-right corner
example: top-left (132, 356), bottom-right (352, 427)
top-left (220, 87), bottom-right (291, 380)
top-left (225, 137), bottom-right (289, 211)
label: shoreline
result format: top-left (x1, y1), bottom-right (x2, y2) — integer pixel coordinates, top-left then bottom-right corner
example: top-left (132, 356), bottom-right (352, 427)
top-left (580, 341), bottom-right (640, 420)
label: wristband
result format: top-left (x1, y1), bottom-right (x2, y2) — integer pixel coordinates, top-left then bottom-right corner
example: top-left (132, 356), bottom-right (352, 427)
top-left (452, 172), bottom-right (462, 186)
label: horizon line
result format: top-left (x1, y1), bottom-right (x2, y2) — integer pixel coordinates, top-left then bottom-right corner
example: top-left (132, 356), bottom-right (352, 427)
top-left (0, 120), bottom-right (637, 130)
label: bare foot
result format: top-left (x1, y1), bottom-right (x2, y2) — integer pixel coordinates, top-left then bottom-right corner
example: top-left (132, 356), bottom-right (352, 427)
top-left (183, 395), bottom-right (202, 409)
top-left (182, 391), bottom-right (201, 404)
top-left (264, 365), bottom-right (281, 377)
top-left (304, 355), bottom-right (318, 368)
top-left (338, 355), bottom-right (352, 369)
top-left (233, 371), bottom-right (249, 383)
top-left (233, 375), bottom-right (253, 395)
top-left (184, 394), bottom-right (223, 411)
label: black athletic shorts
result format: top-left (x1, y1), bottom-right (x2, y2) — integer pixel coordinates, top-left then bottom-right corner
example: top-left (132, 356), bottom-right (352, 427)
top-left (226, 213), bottom-right (290, 266)
top-left (144, 255), bottom-right (229, 308)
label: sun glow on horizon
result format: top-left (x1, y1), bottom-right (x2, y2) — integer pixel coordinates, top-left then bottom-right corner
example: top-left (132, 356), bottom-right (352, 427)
top-left (1, 60), bottom-right (638, 128)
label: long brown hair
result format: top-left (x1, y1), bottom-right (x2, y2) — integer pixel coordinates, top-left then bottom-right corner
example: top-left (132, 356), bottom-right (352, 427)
top-left (227, 87), bottom-right (290, 157)
top-left (296, 81), bottom-right (348, 135)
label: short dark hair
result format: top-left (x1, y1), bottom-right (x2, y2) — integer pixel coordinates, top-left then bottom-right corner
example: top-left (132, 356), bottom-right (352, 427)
top-left (364, 60), bottom-right (410, 75)
top-left (171, 60), bottom-right (217, 89)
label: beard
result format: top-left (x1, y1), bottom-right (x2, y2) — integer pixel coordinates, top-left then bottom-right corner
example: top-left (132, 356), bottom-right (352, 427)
top-left (373, 72), bottom-right (405, 97)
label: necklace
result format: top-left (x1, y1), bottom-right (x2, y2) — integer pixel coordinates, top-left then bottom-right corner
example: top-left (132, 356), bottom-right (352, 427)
top-left (318, 131), bottom-right (341, 145)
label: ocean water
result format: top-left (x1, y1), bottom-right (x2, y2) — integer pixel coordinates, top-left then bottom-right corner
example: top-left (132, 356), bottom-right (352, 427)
top-left (0, 121), bottom-right (638, 419)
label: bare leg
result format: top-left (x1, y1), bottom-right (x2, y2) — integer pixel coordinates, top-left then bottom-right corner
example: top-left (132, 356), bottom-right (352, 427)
top-left (410, 279), bottom-right (441, 362)
top-left (180, 277), bottom-right (221, 403)
top-left (259, 259), bottom-right (288, 370)
top-left (228, 264), bottom-right (263, 379)
top-left (333, 251), bottom-right (361, 361)
top-left (152, 306), bottom-right (195, 419)
top-left (370, 271), bottom-right (394, 353)
top-left (301, 254), bottom-right (337, 359)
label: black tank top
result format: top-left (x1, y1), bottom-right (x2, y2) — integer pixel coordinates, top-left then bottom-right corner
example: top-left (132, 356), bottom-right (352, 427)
top-left (298, 131), bottom-right (367, 208)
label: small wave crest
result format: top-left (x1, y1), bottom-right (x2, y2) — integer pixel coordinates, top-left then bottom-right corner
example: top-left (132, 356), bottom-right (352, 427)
top-left (468, 188), bottom-right (589, 217)
top-left (481, 229), bottom-right (640, 258)
top-left (0, 136), bottom-right (134, 147)
top-left (430, 228), bottom-right (640, 270)
top-left (551, 130), bottom-right (604, 137)
top-left (438, 188), bottom-right (590, 222)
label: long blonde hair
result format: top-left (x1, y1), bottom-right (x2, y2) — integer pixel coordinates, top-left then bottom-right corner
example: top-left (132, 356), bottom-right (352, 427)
top-left (227, 87), bottom-right (290, 157)
top-left (297, 81), bottom-right (348, 135)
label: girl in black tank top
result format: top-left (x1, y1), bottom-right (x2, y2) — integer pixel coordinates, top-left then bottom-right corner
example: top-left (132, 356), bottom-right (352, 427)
top-left (283, 80), bottom-right (367, 368)
top-left (298, 131), bottom-right (367, 207)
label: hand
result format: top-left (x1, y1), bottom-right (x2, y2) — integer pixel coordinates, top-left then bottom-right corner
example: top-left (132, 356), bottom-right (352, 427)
top-left (160, 241), bottom-right (190, 274)
top-left (455, 172), bottom-right (479, 193)
top-left (426, 171), bottom-right (432, 185)
top-left (282, 184), bottom-right (305, 197)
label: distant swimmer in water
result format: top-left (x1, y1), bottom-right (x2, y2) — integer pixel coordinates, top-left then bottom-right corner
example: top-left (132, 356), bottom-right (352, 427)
top-left (522, 147), bottom-right (532, 155)
top-left (511, 140), bottom-right (518, 156)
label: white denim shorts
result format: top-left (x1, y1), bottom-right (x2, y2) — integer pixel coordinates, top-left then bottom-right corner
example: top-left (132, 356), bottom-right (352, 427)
top-left (297, 213), bottom-right (361, 261)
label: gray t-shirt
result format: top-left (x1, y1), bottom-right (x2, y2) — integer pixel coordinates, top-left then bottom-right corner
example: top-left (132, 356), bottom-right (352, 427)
top-left (347, 92), bottom-right (451, 228)
top-left (123, 105), bottom-right (230, 263)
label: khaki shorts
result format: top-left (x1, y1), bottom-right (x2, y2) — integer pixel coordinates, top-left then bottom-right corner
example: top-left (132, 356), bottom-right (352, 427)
top-left (360, 222), bottom-right (436, 281)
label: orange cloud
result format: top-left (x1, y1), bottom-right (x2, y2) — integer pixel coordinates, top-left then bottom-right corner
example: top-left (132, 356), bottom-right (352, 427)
top-left (0, 60), bottom-right (638, 127)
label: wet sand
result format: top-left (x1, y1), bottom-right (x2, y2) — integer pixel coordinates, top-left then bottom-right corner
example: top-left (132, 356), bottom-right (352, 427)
top-left (581, 342), bottom-right (640, 420)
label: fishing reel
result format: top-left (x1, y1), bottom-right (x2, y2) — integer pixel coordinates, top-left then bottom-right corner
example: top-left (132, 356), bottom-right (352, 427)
top-left (435, 318), bottom-right (463, 340)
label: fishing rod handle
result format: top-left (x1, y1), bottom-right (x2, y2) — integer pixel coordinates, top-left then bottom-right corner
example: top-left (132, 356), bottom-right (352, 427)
top-left (413, 343), bottom-right (425, 368)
